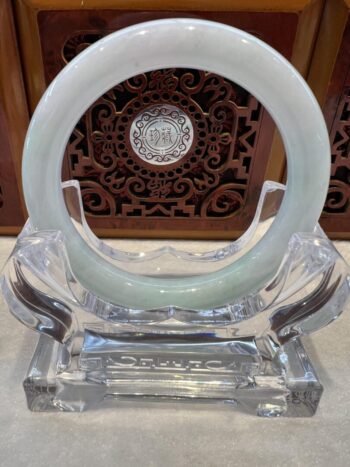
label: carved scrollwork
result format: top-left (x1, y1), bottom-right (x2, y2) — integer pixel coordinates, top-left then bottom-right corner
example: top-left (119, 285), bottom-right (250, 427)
top-left (63, 33), bottom-right (103, 63)
top-left (79, 181), bottom-right (116, 216)
top-left (201, 184), bottom-right (245, 217)
top-left (324, 87), bottom-right (350, 215)
top-left (61, 33), bottom-right (266, 225)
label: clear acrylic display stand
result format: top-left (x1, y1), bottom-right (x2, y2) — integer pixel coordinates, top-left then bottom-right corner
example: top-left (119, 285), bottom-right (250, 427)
top-left (1, 180), bottom-right (349, 416)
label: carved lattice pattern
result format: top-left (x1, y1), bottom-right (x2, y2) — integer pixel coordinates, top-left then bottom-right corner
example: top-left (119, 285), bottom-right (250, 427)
top-left (325, 86), bottom-right (350, 215)
top-left (66, 67), bottom-right (263, 221)
top-left (62, 33), bottom-right (269, 231)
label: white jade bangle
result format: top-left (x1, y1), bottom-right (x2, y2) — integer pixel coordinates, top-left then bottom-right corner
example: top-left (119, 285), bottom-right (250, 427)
top-left (22, 19), bottom-right (330, 309)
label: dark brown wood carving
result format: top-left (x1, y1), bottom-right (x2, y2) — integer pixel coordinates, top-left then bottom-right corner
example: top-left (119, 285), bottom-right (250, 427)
top-left (325, 86), bottom-right (350, 215)
top-left (37, 9), bottom-right (298, 237)
top-left (64, 65), bottom-right (270, 231)
top-left (321, 15), bottom-right (350, 235)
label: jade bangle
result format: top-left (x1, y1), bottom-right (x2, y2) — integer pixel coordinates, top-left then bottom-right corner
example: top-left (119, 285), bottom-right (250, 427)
top-left (22, 19), bottom-right (330, 309)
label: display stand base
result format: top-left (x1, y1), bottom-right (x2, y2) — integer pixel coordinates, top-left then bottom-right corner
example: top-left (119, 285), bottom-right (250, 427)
top-left (2, 181), bottom-right (349, 417)
top-left (24, 333), bottom-right (321, 417)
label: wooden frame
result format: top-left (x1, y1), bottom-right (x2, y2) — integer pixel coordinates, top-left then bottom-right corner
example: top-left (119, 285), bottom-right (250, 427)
top-left (0, 0), bottom-right (29, 234)
top-left (307, 0), bottom-right (350, 108)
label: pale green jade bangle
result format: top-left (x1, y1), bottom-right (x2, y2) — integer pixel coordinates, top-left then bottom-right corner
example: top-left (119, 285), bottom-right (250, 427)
top-left (22, 19), bottom-right (330, 310)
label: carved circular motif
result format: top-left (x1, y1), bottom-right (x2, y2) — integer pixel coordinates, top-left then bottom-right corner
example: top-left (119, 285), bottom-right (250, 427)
top-left (130, 104), bottom-right (194, 165)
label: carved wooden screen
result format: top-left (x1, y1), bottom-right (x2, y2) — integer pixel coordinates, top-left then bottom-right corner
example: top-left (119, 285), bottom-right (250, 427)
top-left (37, 9), bottom-right (299, 238)
top-left (61, 65), bottom-right (274, 234)
top-left (321, 15), bottom-right (350, 236)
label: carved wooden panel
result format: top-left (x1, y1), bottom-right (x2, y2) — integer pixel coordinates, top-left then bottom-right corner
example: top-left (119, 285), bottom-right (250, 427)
top-left (63, 65), bottom-right (273, 233)
top-left (320, 12), bottom-right (350, 236)
top-left (325, 85), bottom-right (350, 215)
top-left (35, 9), bottom-right (301, 237)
